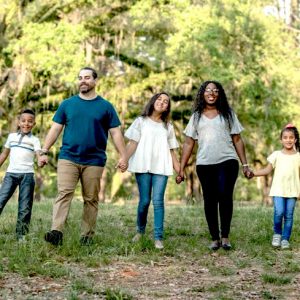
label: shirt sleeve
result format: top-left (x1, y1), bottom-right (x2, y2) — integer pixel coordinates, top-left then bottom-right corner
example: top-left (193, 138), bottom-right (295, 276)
top-left (107, 103), bottom-right (121, 129)
top-left (53, 100), bottom-right (67, 125)
top-left (125, 117), bottom-right (142, 142)
top-left (267, 151), bottom-right (277, 168)
top-left (183, 114), bottom-right (198, 140)
top-left (168, 123), bottom-right (179, 149)
top-left (4, 134), bottom-right (11, 149)
top-left (230, 111), bottom-right (244, 134)
top-left (33, 137), bottom-right (42, 151)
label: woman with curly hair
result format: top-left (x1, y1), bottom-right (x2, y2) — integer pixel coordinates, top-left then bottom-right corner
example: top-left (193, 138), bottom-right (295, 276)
top-left (177, 81), bottom-right (251, 250)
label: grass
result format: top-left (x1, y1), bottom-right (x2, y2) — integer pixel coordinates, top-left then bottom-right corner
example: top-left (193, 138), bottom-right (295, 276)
top-left (0, 199), bottom-right (300, 299)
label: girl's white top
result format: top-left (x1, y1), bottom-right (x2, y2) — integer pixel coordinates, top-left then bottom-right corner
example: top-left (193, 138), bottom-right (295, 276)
top-left (268, 151), bottom-right (300, 198)
top-left (125, 117), bottom-right (179, 176)
top-left (184, 111), bottom-right (243, 165)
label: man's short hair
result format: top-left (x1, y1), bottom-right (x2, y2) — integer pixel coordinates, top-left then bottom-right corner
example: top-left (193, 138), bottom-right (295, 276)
top-left (80, 67), bottom-right (98, 79)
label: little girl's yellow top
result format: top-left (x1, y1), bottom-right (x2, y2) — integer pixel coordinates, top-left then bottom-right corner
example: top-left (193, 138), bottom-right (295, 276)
top-left (268, 151), bottom-right (300, 198)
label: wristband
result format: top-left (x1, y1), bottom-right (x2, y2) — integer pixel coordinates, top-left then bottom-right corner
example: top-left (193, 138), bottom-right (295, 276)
top-left (242, 164), bottom-right (249, 167)
top-left (40, 149), bottom-right (49, 156)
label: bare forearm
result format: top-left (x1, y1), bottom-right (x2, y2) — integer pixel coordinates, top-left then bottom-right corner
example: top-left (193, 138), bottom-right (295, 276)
top-left (43, 123), bottom-right (63, 151)
top-left (180, 137), bottom-right (195, 171)
top-left (125, 141), bottom-right (138, 160)
top-left (253, 164), bottom-right (273, 177)
top-left (0, 149), bottom-right (9, 167)
top-left (110, 127), bottom-right (126, 157)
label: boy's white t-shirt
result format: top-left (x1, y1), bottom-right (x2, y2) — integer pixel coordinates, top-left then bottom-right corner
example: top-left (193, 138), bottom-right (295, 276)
top-left (125, 117), bottom-right (178, 176)
top-left (5, 132), bottom-right (41, 173)
top-left (183, 111), bottom-right (244, 165)
top-left (268, 151), bottom-right (300, 198)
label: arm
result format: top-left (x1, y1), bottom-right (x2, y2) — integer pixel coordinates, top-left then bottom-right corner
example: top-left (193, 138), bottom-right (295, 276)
top-left (0, 148), bottom-right (10, 167)
top-left (253, 163), bottom-right (273, 176)
top-left (125, 140), bottom-right (138, 161)
top-left (232, 134), bottom-right (253, 178)
top-left (170, 149), bottom-right (180, 174)
top-left (179, 136), bottom-right (195, 178)
top-left (43, 122), bottom-right (64, 151)
top-left (39, 122), bottom-right (64, 166)
top-left (109, 126), bottom-right (127, 172)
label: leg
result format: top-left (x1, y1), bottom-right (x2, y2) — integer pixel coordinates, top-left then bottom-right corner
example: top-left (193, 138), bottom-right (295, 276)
top-left (196, 165), bottom-right (220, 241)
top-left (0, 173), bottom-right (18, 215)
top-left (51, 159), bottom-right (80, 232)
top-left (80, 165), bottom-right (103, 237)
top-left (152, 174), bottom-right (168, 240)
top-left (16, 173), bottom-right (35, 237)
top-left (218, 159), bottom-right (239, 239)
top-left (135, 173), bottom-right (152, 234)
top-left (282, 197), bottom-right (296, 241)
top-left (273, 196), bottom-right (284, 235)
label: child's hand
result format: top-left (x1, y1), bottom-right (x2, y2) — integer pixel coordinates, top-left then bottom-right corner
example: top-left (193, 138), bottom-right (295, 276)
top-left (175, 175), bottom-right (184, 184)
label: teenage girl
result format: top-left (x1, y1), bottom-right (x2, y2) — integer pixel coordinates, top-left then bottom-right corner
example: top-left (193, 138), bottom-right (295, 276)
top-left (124, 92), bottom-right (179, 249)
top-left (252, 124), bottom-right (300, 249)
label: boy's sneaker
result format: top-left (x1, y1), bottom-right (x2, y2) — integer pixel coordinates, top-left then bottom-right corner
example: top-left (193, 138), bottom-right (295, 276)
top-left (154, 240), bottom-right (164, 249)
top-left (271, 234), bottom-right (281, 247)
top-left (132, 233), bottom-right (143, 243)
top-left (281, 240), bottom-right (290, 249)
top-left (44, 230), bottom-right (63, 246)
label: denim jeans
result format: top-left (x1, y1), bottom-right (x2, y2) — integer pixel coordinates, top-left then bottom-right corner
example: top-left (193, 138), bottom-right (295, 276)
top-left (273, 196), bottom-right (296, 241)
top-left (0, 172), bottom-right (35, 237)
top-left (135, 173), bottom-right (168, 240)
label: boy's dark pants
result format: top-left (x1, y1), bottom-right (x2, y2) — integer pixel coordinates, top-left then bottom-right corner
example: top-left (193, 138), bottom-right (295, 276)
top-left (0, 172), bottom-right (35, 237)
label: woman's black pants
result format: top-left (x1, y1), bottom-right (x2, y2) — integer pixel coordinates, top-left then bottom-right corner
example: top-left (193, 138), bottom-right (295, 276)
top-left (196, 159), bottom-right (239, 241)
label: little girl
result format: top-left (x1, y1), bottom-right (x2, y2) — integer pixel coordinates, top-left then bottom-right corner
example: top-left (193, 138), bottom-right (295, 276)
top-left (252, 124), bottom-right (300, 249)
top-left (124, 92), bottom-right (179, 249)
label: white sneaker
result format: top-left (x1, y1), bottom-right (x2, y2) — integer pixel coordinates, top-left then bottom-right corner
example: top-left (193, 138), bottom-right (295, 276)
top-left (155, 240), bottom-right (164, 249)
top-left (132, 233), bottom-right (143, 243)
top-left (17, 235), bottom-right (26, 243)
top-left (271, 234), bottom-right (281, 247)
top-left (281, 240), bottom-right (290, 249)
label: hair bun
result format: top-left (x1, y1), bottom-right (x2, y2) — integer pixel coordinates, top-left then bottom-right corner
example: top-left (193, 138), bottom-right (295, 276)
top-left (285, 123), bottom-right (295, 128)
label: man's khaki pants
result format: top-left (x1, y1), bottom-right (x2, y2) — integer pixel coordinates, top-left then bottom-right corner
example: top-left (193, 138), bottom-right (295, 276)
top-left (51, 159), bottom-right (103, 237)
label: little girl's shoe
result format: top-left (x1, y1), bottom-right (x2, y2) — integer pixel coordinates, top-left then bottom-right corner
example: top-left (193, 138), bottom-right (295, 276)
top-left (155, 240), bottom-right (164, 249)
top-left (209, 240), bottom-right (221, 251)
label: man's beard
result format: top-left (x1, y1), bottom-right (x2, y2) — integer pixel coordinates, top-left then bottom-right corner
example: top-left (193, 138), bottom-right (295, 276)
top-left (80, 85), bottom-right (93, 94)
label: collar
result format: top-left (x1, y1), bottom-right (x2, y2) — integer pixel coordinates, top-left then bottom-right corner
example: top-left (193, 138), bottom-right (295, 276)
top-left (17, 131), bottom-right (32, 137)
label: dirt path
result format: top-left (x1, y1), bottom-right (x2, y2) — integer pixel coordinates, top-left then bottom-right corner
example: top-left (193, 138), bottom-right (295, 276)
top-left (1, 253), bottom-right (300, 299)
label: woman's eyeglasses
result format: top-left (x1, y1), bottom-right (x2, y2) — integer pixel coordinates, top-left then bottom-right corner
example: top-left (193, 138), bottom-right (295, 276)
top-left (205, 89), bottom-right (219, 94)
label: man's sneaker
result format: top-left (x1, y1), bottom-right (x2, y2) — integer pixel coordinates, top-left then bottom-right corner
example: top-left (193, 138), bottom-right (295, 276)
top-left (17, 235), bottom-right (26, 243)
top-left (281, 240), bottom-right (290, 249)
top-left (80, 236), bottom-right (93, 246)
top-left (132, 233), bottom-right (143, 243)
top-left (271, 234), bottom-right (281, 247)
top-left (154, 240), bottom-right (164, 249)
top-left (44, 230), bottom-right (63, 246)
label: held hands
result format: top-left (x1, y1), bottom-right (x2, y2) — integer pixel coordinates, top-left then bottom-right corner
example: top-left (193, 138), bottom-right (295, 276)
top-left (38, 155), bottom-right (48, 168)
top-left (243, 166), bottom-right (254, 179)
top-left (175, 169), bottom-right (185, 184)
top-left (116, 157), bottom-right (128, 173)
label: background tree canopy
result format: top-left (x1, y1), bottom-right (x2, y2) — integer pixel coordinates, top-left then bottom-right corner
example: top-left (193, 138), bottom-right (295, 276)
top-left (0, 0), bottom-right (299, 203)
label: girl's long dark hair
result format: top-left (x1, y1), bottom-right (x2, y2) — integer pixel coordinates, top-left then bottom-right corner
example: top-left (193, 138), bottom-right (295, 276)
top-left (280, 125), bottom-right (300, 151)
top-left (193, 81), bottom-right (233, 128)
top-left (141, 92), bottom-right (171, 126)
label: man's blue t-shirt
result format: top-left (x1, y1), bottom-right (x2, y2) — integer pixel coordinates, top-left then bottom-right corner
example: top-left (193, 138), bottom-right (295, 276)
top-left (53, 95), bottom-right (121, 166)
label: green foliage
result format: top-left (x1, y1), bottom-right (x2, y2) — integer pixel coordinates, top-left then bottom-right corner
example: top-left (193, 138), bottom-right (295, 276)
top-left (0, 0), bottom-right (299, 201)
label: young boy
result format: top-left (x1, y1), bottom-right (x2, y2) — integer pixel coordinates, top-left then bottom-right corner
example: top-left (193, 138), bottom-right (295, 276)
top-left (0, 109), bottom-right (42, 241)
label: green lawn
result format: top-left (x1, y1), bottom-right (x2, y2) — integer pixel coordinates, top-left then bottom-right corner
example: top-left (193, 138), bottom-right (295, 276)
top-left (0, 199), bottom-right (299, 299)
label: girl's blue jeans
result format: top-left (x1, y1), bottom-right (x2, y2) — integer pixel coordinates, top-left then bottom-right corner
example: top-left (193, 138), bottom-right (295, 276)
top-left (135, 173), bottom-right (168, 240)
top-left (273, 196), bottom-right (296, 241)
top-left (0, 172), bottom-right (35, 238)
